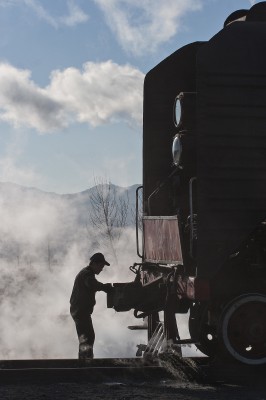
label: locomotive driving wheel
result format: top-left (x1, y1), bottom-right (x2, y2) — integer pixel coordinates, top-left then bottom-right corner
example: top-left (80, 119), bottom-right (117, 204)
top-left (219, 294), bottom-right (266, 365)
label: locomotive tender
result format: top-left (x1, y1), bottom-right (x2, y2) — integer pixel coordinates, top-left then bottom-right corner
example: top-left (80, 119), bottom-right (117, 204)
top-left (108, 2), bottom-right (266, 365)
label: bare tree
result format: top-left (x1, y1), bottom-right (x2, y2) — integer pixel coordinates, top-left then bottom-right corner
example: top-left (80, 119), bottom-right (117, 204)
top-left (130, 187), bottom-right (143, 232)
top-left (88, 177), bottom-right (129, 262)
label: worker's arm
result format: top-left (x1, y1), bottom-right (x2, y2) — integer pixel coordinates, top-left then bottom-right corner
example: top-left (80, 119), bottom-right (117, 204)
top-left (85, 275), bottom-right (112, 293)
top-left (95, 281), bottom-right (113, 293)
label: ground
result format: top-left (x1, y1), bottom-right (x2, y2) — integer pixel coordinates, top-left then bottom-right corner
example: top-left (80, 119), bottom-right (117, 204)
top-left (0, 380), bottom-right (265, 400)
top-left (0, 356), bottom-right (265, 399)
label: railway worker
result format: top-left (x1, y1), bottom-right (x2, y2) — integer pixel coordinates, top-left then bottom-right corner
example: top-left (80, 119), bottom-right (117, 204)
top-left (70, 252), bottom-right (112, 359)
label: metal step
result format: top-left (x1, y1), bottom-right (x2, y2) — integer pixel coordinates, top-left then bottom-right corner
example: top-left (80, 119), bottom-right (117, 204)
top-left (128, 325), bottom-right (148, 330)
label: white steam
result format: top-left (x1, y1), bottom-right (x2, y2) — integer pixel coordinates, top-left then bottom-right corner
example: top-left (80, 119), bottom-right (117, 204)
top-left (0, 184), bottom-right (145, 359)
top-left (0, 183), bottom-right (200, 359)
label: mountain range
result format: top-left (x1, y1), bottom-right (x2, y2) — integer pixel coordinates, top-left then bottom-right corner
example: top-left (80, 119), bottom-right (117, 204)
top-left (0, 181), bottom-right (141, 266)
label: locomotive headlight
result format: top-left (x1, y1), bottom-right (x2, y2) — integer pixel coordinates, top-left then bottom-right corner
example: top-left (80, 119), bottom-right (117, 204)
top-left (172, 134), bottom-right (182, 166)
top-left (174, 95), bottom-right (182, 127)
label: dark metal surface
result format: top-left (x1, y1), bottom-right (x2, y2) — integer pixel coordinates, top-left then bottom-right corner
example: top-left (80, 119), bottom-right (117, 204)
top-left (143, 42), bottom-right (203, 218)
top-left (197, 21), bottom-right (266, 278)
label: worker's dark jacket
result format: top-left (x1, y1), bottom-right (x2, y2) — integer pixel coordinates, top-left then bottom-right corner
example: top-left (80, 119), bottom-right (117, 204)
top-left (70, 266), bottom-right (109, 318)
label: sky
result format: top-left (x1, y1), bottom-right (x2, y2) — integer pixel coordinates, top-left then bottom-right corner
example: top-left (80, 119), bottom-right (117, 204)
top-left (0, 0), bottom-right (258, 194)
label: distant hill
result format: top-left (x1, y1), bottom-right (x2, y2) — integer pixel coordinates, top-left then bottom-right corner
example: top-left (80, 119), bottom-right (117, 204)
top-left (0, 181), bottom-right (140, 224)
top-left (0, 181), bottom-right (141, 265)
top-left (62, 182), bottom-right (140, 226)
top-left (0, 181), bottom-right (140, 200)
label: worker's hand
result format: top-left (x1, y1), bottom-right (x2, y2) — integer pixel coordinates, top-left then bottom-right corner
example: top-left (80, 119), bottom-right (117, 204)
top-left (103, 283), bottom-right (113, 293)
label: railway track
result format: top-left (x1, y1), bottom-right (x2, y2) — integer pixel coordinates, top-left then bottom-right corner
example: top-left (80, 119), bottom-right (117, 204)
top-left (0, 357), bottom-right (265, 385)
top-left (0, 357), bottom-right (174, 384)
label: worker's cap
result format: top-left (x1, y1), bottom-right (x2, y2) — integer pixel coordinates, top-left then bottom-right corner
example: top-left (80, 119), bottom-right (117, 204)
top-left (90, 252), bottom-right (110, 266)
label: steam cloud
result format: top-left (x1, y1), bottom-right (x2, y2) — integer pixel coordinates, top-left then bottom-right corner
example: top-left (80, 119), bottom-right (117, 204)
top-left (0, 61), bottom-right (144, 133)
top-left (0, 183), bottom-right (200, 359)
top-left (0, 183), bottom-right (146, 359)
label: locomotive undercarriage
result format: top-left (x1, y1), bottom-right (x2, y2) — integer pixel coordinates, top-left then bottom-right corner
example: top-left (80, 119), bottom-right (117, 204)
top-left (108, 226), bottom-right (266, 365)
top-left (185, 218), bottom-right (266, 364)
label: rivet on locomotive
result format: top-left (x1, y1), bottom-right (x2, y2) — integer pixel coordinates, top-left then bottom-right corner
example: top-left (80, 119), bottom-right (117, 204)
top-left (107, 2), bottom-right (266, 365)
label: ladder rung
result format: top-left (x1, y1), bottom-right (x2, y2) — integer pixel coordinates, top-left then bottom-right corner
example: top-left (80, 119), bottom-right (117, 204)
top-left (128, 325), bottom-right (148, 330)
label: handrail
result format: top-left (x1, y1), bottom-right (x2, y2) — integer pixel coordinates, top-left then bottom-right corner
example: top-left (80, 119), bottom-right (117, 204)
top-left (189, 177), bottom-right (197, 258)
top-left (136, 185), bottom-right (143, 258)
top-left (147, 167), bottom-right (178, 215)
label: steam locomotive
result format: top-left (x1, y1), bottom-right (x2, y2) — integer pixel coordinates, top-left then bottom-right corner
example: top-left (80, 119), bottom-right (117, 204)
top-left (108, 2), bottom-right (266, 365)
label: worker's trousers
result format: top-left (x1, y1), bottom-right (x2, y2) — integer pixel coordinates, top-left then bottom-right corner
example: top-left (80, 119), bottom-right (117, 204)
top-left (71, 311), bottom-right (95, 359)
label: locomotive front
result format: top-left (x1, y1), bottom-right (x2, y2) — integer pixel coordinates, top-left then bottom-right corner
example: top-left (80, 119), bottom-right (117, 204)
top-left (108, 2), bottom-right (266, 365)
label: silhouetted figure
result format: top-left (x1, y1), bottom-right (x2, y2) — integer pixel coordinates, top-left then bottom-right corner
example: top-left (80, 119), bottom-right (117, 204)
top-left (70, 252), bottom-right (112, 359)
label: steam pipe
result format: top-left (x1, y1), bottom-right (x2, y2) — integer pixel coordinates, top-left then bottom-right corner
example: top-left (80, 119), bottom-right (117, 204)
top-left (136, 186), bottom-right (143, 258)
top-left (189, 177), bottom-right (197, 258)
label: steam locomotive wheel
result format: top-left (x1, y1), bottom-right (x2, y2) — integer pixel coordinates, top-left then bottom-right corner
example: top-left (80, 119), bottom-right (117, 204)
top-left (220, 294), bottom-right (266, 365)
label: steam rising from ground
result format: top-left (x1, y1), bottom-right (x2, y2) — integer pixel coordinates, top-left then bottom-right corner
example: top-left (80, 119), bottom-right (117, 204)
top-left (0, 235), bottom-right (146, 359)
top-left (0, 183), bottom-right (146, 359)
top-left (0, 183), bottom-right (198, 359)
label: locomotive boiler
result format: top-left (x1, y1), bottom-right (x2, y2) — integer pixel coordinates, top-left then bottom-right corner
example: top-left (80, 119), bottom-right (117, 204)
top-left (108, 2), bottom-right (266, 365)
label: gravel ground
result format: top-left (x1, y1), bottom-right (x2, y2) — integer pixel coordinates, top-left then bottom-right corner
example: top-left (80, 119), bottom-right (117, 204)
top-left (1, 356), bottom-right (265, 400)
top-left (0, 380), bottom-right (265, 400)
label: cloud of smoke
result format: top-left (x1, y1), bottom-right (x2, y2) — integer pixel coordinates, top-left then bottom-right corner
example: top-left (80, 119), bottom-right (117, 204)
top-left (0, 184), bottom-right (146, 359)
top-left (0, 61), bottom-right (144, 133)
top-left (0, 183), bottom-right (201, 359)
